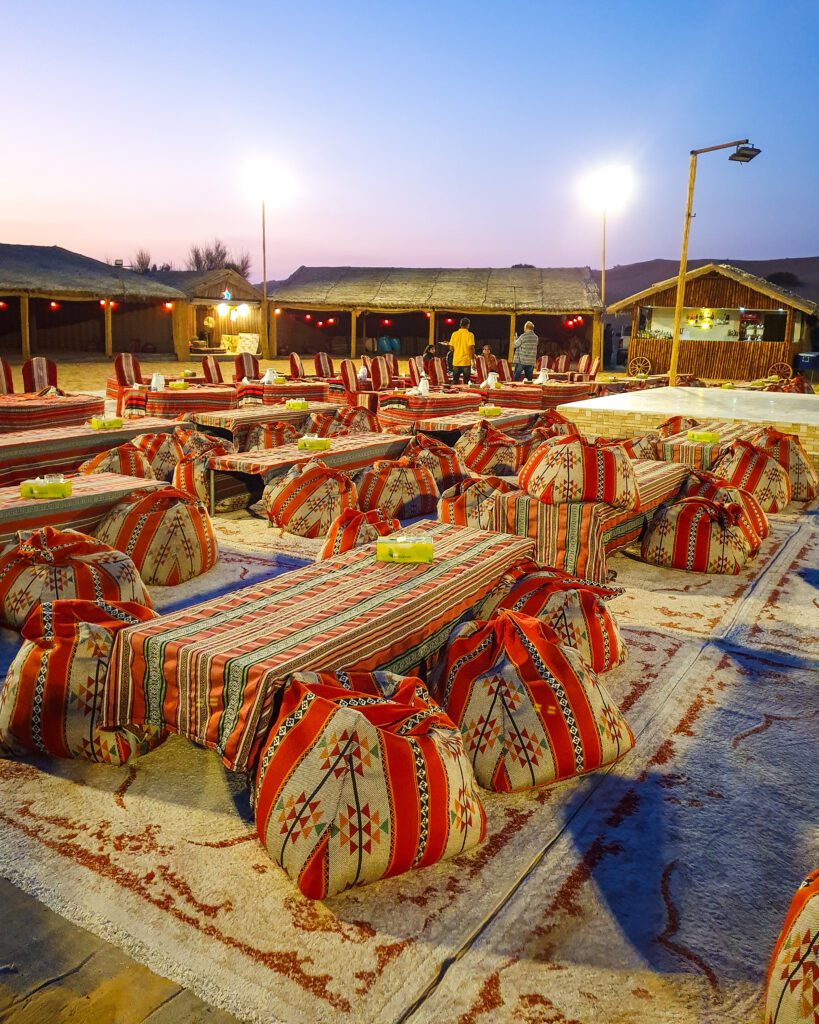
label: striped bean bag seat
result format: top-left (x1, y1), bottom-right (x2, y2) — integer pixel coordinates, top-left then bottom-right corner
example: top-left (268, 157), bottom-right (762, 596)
top-left (431, 609), bottom-right (634, 793)
top-left (657, 415), bottom-right (700, 439)
top-left (131, 432), bottom-right (179, 481)
top-left (603, 433), bottom-right (660, 460)
top-left (318, 508), bottom-right (399, 560)
top-left (764, 868), bottom-right (819, 1024)
top-left (454, 421), bottom-right (533, 475)
top-left (437, 475), bottom-right (517, 528)
top-left (78, 443), bottom-right (156, 480)
top-left (0, 600), bottom-right (163, 763)
top-left (712, 439), bottom-right (792, 513)
top-left (357, 458), bottom-right (439, 519)
top-left (172, 442), bottom-right (234, 506)
top-left (641, 497), bottom-right (749, 574)
top-left (95, 486), bottom-right (218, 585)
top-left (0, 527), bottom-right (151, 630)
top-left (253, 674), bottom-right (486, 899)
top-left (335, 407), bottom-right (381, 433)
top-left (246, 421), bottom-right (301, 451)
top-left (680, 470), bottom-right (768, 555)
top-left (520, 436), bottom-right (640, 509)
top-left (750, 426), bottom-right (818, 501)
top-left (262, 461), bottom-right (358, 538)
top-left (172, 427), bottom-right (236, 459)
top-left (404, 434), bottom-right (470, 493)
top-left (531, 410), bottom-right (580, 437)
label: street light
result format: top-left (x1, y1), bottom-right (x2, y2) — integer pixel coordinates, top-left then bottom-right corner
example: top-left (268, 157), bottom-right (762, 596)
top-left (668, 139), bottom-right (760, 384)
top-left (577, 165), bottom-right (634, 308)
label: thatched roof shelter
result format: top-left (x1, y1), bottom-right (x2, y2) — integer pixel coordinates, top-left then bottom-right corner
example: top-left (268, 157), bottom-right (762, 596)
top-left (148, 269), bottom-right (261, 304)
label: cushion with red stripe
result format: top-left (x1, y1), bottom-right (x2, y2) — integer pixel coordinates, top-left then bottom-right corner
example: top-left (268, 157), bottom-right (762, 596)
top-left (78, 443), bottom-right (156, 480)
top-left (253, 675), bottom-right (486, 899)
top-left (246, 421), bottom-right (301, 451)
top-left (764, 868), bottom-right (819, 1024)
top-left (519, 437), bottom-right (640, 509)
top-left (0, 527), bottom-right (152, 630)
top-left (404, 435), bottom-right (470, 493)
top-left (318, 508), bottom-right (399, 560)
top-left (454, 420), bottom-right (533, 475)
top-left (303, 412), bottom-right (344, 438)
top-left (641, 497), bottom-right (749, 574)
top-left (172, 427), bottom-right (236, 459)
top-left (680, 470), bottom-right (768, 555)
top-left (335, 407), bottom-right (381, 433)
top-left (357, 458), bottom-right (439, 518)
top-left (749, 426), bottom-right (818, 501)
top-left (262, 460), bottom-right (358, 538)
top-left (172, 441), bottom-right (233, 505)
top-left (95, 486), bottom-right (218, 585)
top-left (602, 434), bottom-right (660, 460)
top-left (437, 475), bottom-right (516, 528)
top-left (130, 432), bottom-right (179, 481)
top-left (0, 599), bottom-right (163, 763)
top-left (532, 410), bottom-right (579, 437)
top-left (430, 609), bottom-right (634, 792)
top-left (657, 416), bottom-right (700, 438)
top-left (711, 439), bottom-right (792, 512)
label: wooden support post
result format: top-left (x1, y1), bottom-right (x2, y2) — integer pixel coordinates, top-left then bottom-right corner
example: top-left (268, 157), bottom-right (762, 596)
top-left (350, 310), bottom-right (358, 357)
top-left (507, 313), bottom-right (516, 362)
top-left (20, 295), bottom-right (30, 360)
top-left (591, 313), bottom-right (603, 363)
top-left (103, 302), bottom-right (113, 357)
top-left (269, 307), bottom-right (278, 357)
top-left (785, 307), bottom-right (793, 346)
top-left (171, 304), bottom-right (188, 361)
top-left (428, 310), bottom-right (435, 348)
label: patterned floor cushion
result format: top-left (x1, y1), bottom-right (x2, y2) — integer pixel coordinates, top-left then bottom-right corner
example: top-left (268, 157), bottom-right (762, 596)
top-left (0, 599), bottom-right (164, 763)
top-left (253, 675), bottom-right (486, 899)
top-left (95, 486), bottom-right (218, 585)
top-left (336, 407), bottom-right (381, 433)
top-left (404, 435), bottom-right (471, 493)
top-left (172, 428), bottom-right (237, 459)
top-left (765, 868), bottom-right (819, 1024)
top-left (438, 475), bottom-right (517, 528)
top-left (680, 470), bottom-right (768, 555)
top-left (520, 436), bottom-right (640, 509)
top-left (430, 609), bottom-right (634, 792)
top-left (532, 410), bottom-right (579, 436)
top-left (712, 439), bottom-right (792, 513)
top-left (0, 527), bottom-right (151, 630)
top-left (750, 426), bottom-right (818, 501)
top-left (130, 432), bottom-right (179, 481)
top-left (304, 412), bottom-right (344, 438)
top-left (641, 497), bottom-right (749, 574)
top-left (246, 421), bottom-right (301, 451)
top-left (263, 460), bottom-right (358, 537)
top-left (454, 421), bottom-right (533, 475)
top-left (78, 443), bottom-right (156, 479)
top-left (318, 508), bottom-right (400, 560)
top-left (357, 458), bottom-right (439, 518)
top-left (602, 434), bottom-right (660, 460)
top-left (657, 415), bottom-right (700, 438)
top-left (172, 442), bottom-right (233, 506)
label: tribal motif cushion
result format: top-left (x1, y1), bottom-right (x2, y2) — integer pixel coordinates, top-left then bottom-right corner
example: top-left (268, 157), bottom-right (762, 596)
top-left (657, 416), bottom-right (700, 438)
top-left (476, 561), bottom-right (626, 674)
top-left (95, 486), bottom-right (218, 585)
top-left (437, 475), bottom-right (517, 528)
top-left (431, 609), bottom-right (634, 793)
top-left (603, 434), bottom-right (660, 460)
top-left (0, 600), bottom-right (163, 763)
top-left (680, 470), bottom-right (768, 555)
top-left (712, 440), bottom-right (792, 513)
top-left (0, 527), bottom-right (151, 630)
top-left (318, 508), bottom-right (400, 560)
top-left (336, 407), bottom-right (381, 433)
top-left (172, 428), bottom-right (236, 460)
top-left (519, 437), bottom-right (640, 509)
top-left (262, 461), bottom-right (358, 538)
top-left (641, 497), bottom-right (749, 574)
top-left (357, 458), bottom-right (439, 519)
top-left (246, 421), bottom-right (301, 451)
top-left (765, 868), bottom-right (819, 1024)
top-left (172, 442), bottom-right (233, 505)
top-left (454, 421), bottom-right (533, 475)
top-left (253, 676), bottom-right (486, 899)
top-left (130, 432), bottom-right (179, 481)
top-left (532, 410), bottom-right (579, 436)
top-left (78, 443), bottom-right (156, 480)
top-left (303, 412), bottom-right (344, 438)
top-left (404, 435), bottom-right (471, 493)
top-left (750, 427), bottom-right (818, 502)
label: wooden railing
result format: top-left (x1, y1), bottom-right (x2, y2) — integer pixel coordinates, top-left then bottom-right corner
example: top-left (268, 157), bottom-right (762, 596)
top-left (628, 337), bottom-right (790, 380)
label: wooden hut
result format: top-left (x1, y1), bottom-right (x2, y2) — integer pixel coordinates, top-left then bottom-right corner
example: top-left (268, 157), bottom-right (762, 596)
top-left (268, 266), bottom-right (604, 362)
top-left (608, 263), bottom-right (817, 380)
top-left (0, 244), bottom-right (186, 359)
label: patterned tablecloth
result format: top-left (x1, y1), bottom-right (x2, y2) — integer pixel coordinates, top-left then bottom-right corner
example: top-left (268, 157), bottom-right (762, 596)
top-left (376, 391), bottom-right (482, 431)
top-left (595, 375), bottom-right (669, 396)
top-left (415, 407), bottom-right (539, 434)
top-left (0, 473), bottom-right (163, 546)
top-left (0, 418), bottom-right (177, 488)
top-left (188, 402), bottom-right (339, 450)
top-left (657, 420), bottom-right (758, 470)
top-left (106, 376), bottom-right (208, 413)
top-left (486, 461), bottom-right (691, 580)
top-left (105, 521), bottom-right (535, 772)
top-left (0, 393), bottom-right (105, 433)
top-left (236, 380), bottom-right (332, 406)
top-left (466, 382), bottom-right (595, 411)
top-left (123, 385), bottom-right (237, 418)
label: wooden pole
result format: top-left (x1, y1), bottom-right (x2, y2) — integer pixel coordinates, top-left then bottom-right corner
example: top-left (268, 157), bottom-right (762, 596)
top-left (427, 310), bottom-right (435, 348)
top-left (260, 199), bottom-right (271, 359)
top-left (668, 152), bottom-right (698, 385)
top-left (507, 313), bottom-right (516, 362)
top-left (600, 207), bottom-right (606, 309)
top-left (350, 310), bottom-right (358, 358)
top-left (20, 295), bottom-right (30, 360)
top-left (103, 301), bottom-right (113, 357)
top-left (171, 304), bottom-right (188, 360)
top-left (269, 306), bottom-right (278, 357)
top-left (592, 313), bottom-right (603, 363)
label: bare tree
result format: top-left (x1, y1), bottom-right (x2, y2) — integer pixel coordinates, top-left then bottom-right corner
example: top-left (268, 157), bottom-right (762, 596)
top-left (132, 248), bottom-right (152, 273)
top-left (186, 238), bottom-right (252, 279)
top-left (226, 250), bottom-right (252, 278)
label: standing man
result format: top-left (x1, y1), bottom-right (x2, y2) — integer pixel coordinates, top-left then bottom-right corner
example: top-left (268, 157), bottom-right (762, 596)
top-left (513, 321), bottom-right (538, 380)
top-left (448, 317), bottom-right (475, 384)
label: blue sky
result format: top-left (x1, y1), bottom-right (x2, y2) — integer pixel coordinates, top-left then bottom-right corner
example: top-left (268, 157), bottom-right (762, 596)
top-left (3, 0), bottom-right (817, 278)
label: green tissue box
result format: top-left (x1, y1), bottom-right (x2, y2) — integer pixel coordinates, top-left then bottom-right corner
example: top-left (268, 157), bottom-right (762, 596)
top-left (20, 477), bottom-right (73, 499)
top-left (376, 536), bottom-right (434, 563)
top-left (477, 405), bottom-right (502, 417)
top-left (89, 416), bottom-right (123, 430)
top-left (168, 380), bottom-right (189, 390)
top-left (297, 435), bottom-right (332, 451)
top-left (285, 399), bottom-right (309, 410)
top-left (687, 430), bottom-right (720, 443)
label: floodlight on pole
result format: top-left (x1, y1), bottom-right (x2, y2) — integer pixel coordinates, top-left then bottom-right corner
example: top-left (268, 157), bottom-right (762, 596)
top-left (577, 165), bottom-right (633, 309)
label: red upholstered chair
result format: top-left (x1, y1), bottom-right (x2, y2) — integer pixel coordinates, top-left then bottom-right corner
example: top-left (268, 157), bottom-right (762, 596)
top-left (474, 355), bottom-right (488, 383)
top-left (553, 353), bottom-right (570, 373)
top-left (496, 359), bottom-right (513, 382)
top-left (408, 356), bottom-right (423, 386)
top-left (571, 356), bottom-right (600, 382)
top-left (22, 357), bottom-right (58, 393)
top-left (384, 352), bottom-right (399, 377)
top-left (370, 355), bottom-right (393, 391)
top-left (289, 352), bottom-right (307, 379)
top-left (576, 354), bottom-right (592, 375)
top-left (314, 352), bottom-right (335, 378)
top-left (0, 358), bottom-right (14, 395)
top-left (114, 352), bottom-right (146, 387)
top-left (201, 355), bottom-right (224, 384)
top-left (339, 358), bottom-right (378, 411)
top-left (536, 355), bottom-right (554, 372)
top-left (362, 354), bottom-right (374, 375)
top-left (233, 353), bottom-right (260, 381)
top-left (427, 357), bottom-right (448, 387)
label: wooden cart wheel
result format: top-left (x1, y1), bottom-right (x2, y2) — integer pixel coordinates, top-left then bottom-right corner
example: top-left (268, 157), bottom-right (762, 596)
top-left (628, 356), bottom-right (651, 376)
top-left (768, 362), bottom-right (793, 380)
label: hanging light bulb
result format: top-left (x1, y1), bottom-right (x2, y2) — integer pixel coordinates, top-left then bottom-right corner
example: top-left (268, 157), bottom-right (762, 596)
top-left (237, 303), bottom-right (250, 316)
top-left (217, 303), bottom-right (229, 316)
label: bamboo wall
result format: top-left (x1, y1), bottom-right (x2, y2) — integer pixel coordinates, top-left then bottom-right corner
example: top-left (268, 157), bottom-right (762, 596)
top-left (643, 274), bottom-right (795, 311)
top-left (628, 336), bottom-right (790, 380)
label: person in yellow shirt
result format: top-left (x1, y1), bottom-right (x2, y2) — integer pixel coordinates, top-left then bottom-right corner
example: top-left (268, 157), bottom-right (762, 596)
top-left (448, 318), bottom-right (475, 384)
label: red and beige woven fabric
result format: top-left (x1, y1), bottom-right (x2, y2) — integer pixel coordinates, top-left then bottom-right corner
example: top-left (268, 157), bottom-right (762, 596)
top-left (604, 434), bottom-right (660, 460)
top-left (172, 427), bottom-right (236, 459)
top-left (123, 386), bottom-right (237, 419)
top-left (78, 443), bottom-right (156, 480)
top-left (656, 415), bottom-right (700, 439)
top-left (431, 609), bottom-right (634, 793)
top-left (376, 392), bottom-right (481, 432)
top-left (764, 868), bottom-right (819, 1024)
top-left (254, 675), bottom-right (486, 899)
top-left (0, 526), bottom-right (151, 630)
top-left (532, 409), bottom-right (579, 437)
top-left (173, 441), bottom-right (233, 505)
top-left (317, 508), bottom-right (399, 560)
top-left (476, 561), bottom-right (626, 674)
top-left (314, 352), bottom-right (335, 378)
top-left (466, 382), bottom-right (593, 411)
top-left (438, 475), bottom-right (517, 529)
top-left (246, 421), bottom-right (301, 451)
top-left (680, 470), bottom-right (768, 556)
top-left (303, 412), bottom-right (343, 438)
top-left (750, 426), bottom-right (818, 501)
top-left (130, 432), bottom-right (180, 481)
top-left (369, 357), bottom-right (392, 391)
top-left (712, 439), bottom-right (793, 513)
top-left (335, 407), bottom-right (381, 433)
top-left (641, 497), bottom-right (749, 574)
top-left (404, 435), bottom-right (470, 493)
top-left (289, 353), bottom-right (307, 379)
top-left (454, 420), bottom-right (533, 475)
top-left (263, 461), bottom-right (358, 537)
top-left (520, 436), bottom-right (640, 509)
top-left (95, 486), bottom-right (217, 585)
top-left (656, 420), bottom-right (756, 471)
top-left (357, 458), bottom-right (439, 519)
top-left (0, 599), bottom-right (162, 763)
top-left (0, 393), bottom-right (105, 434)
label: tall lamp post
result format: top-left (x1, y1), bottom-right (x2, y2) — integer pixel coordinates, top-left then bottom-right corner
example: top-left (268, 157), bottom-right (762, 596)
top-left (260, 197), bottom-right (269, 358)
top-left (668, 139), bottom-right (760, 384)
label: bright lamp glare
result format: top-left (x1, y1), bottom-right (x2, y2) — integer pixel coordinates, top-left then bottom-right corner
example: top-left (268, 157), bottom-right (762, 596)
top-left (243, 158), bottom-right (300, 206)
top-left (578, 165), bottom-right (634, 213)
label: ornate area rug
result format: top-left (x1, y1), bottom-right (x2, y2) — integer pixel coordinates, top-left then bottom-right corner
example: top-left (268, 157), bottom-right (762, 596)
top-left (0, 510), bottom-right (816, 1024)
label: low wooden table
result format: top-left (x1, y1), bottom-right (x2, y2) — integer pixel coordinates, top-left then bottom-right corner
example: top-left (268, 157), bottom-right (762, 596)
top-left (188, 402), bottom-right (339, 450)
top-left (466, 382), bottom-right (595, 411)
top-left (0, 393), bottom-right (105, 433)
top-left (595, 375), bottom-right (669, 395)
top-left (376, 391), bottom-right (482, 431)
top-left (105, 521), bottom-right (535, 772)
top-left (415, 406), bottom-right (539, 434)
top-left (236, 380), bottom-right (332, 406)
top-left (657, 420), bottom-right (757, 470)
top-left (123, 385), bottom-right (237, 418)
